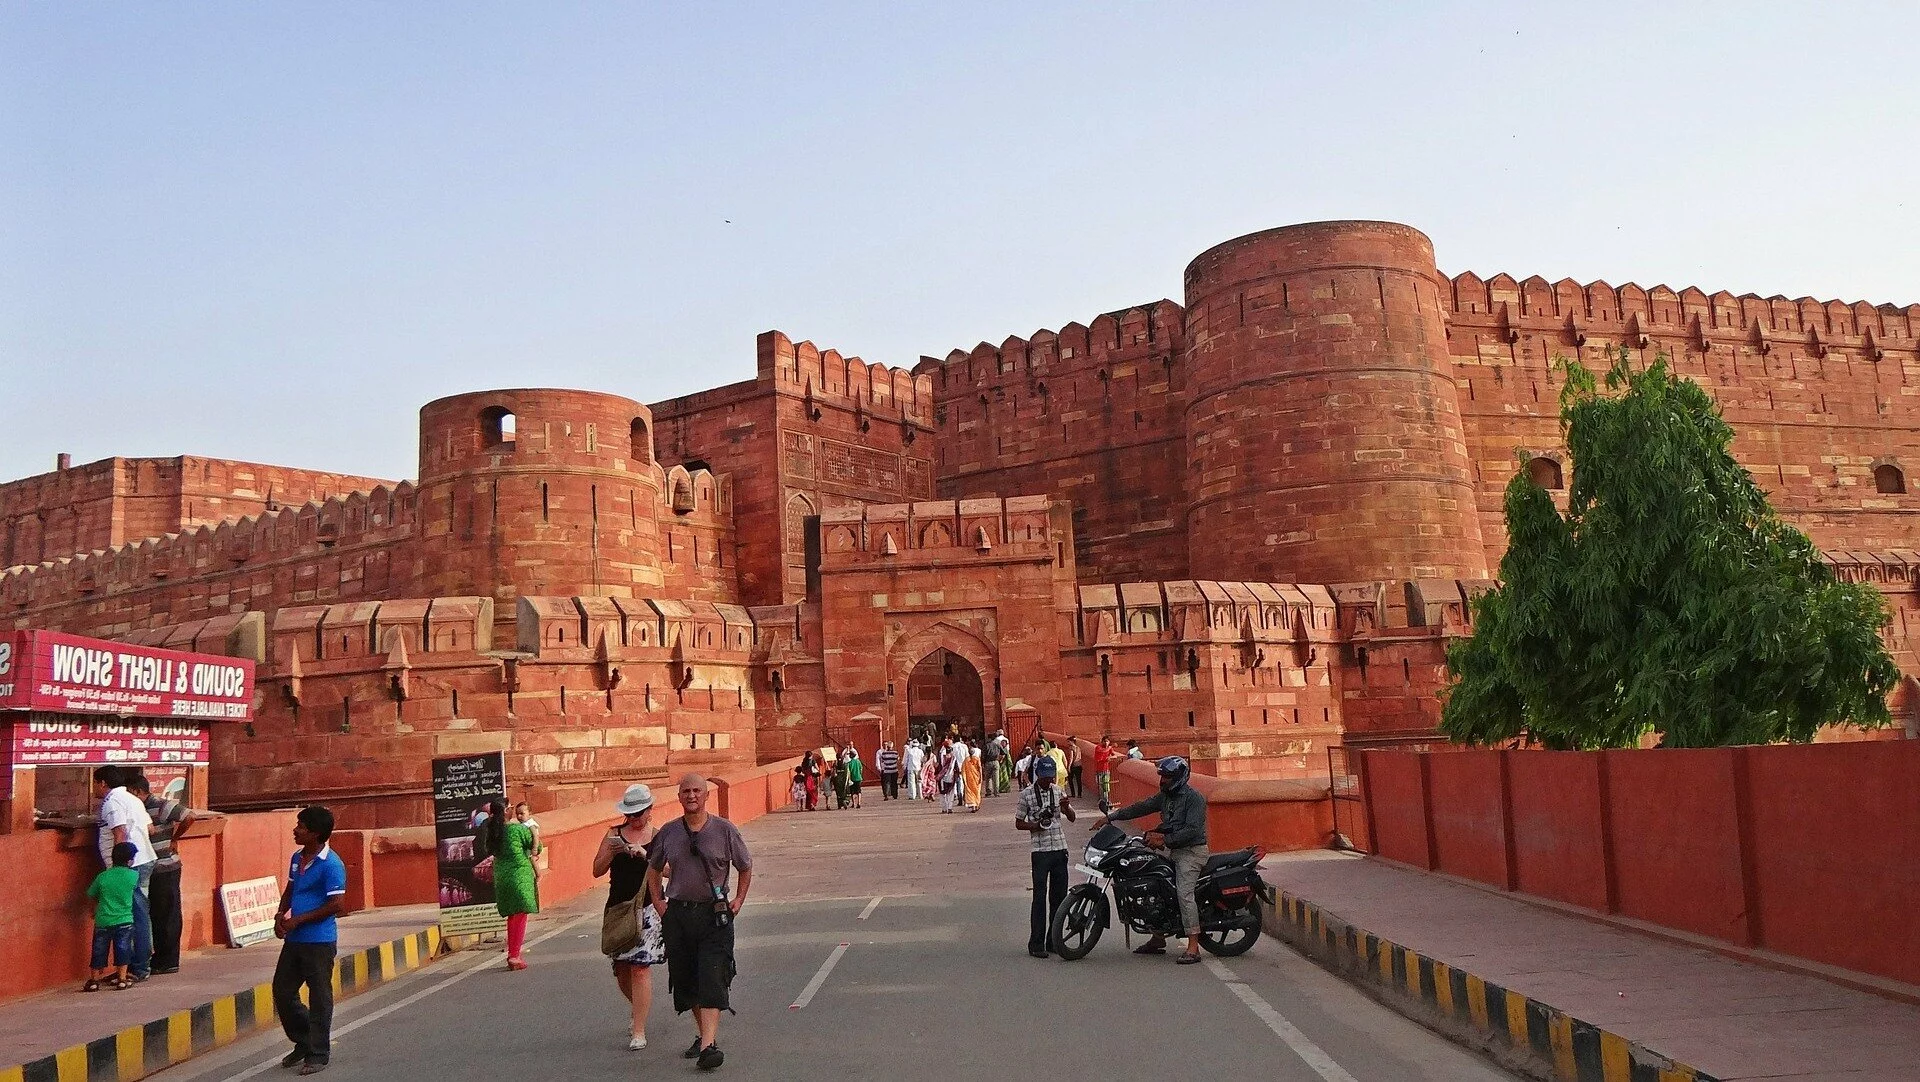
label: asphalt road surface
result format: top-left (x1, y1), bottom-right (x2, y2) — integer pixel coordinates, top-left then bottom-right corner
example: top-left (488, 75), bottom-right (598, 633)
top-left (157, 796), bottom-right (1519, 1082)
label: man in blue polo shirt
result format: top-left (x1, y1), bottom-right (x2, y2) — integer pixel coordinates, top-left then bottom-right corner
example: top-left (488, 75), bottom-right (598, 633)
top-left (273, 806), bottom-right (347, 1075)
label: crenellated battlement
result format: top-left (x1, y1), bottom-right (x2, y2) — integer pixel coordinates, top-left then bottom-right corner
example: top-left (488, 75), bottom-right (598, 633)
top-left (0, 482), bottom-right (420, 622)
top-left (757, 330), bottom-right (934, 426)
top-left (915, 299), bottom-right (1185, 390)
top-left (1445, 270), bottom-right (1920, 355)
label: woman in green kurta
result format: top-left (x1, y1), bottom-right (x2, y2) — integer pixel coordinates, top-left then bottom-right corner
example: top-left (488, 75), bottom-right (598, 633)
top-left (485, 799), bottom-right (540, 969)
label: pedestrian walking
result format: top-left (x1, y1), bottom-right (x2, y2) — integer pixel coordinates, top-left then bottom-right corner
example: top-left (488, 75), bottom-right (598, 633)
top-left (790, 763), bottom-right (809, 810)
top-left (273, 806), bottom-right (347, 1075)
top-left (126, 773), bottom-right (195, 974)
top-left (876, 742), bottom-right (901, 800)
top-left (92, 766), bottom-right (155, 982)
top-left (1043, 740), bottom-right (1069, 798)
top-left (485, 798), bottom-right (540, 970)
top-left (594, 784), bottom-right (664, 1051)
top-left (799, 750), bottom-right (821, 811)
top-left (938, 739), bottom-right (958, 813)
top-left (904, 740), bottom-right (927, 801)
top-left (844, 744), bottom-right (865, 808)
top-left (920, 742), bottom-right (939, 803)
top-left (1015, 745), bottom-right (1033, 789)
top-left (1015, 757), bottom-right (1076, 958)
top-left (645, 775), bottom-right (753, 1071)
top-left (1066, 739), bottom-right (1084, 799)
top-left (1092, 734), bottom-right (1117, 810)
top-left (830, 753), bottom-right (850, 810)
top-left (83, 841), bottom-right (139, 991)
top-left (981, 735), bottom-right (1002, 797)
top-left (961, 738), bottom-right (983, 812)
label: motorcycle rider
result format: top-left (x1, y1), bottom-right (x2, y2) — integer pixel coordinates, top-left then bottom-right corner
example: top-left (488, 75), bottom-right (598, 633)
top-left (1092, 756), bottom-right (1208, 964)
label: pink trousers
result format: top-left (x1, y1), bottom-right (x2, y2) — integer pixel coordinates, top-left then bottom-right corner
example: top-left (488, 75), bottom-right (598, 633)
top-left (506, 912), bottom-right (528, 959)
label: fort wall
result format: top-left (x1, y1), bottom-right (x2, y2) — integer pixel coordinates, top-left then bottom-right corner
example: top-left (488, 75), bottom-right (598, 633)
top-left (917, 302), bottom-right (1190, 584)
top-left (1, 455), bottom-right (392, 570)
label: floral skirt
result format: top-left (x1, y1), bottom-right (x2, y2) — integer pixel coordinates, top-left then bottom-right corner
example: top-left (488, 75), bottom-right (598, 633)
top-left (611, 902), bottom-right (666, 968)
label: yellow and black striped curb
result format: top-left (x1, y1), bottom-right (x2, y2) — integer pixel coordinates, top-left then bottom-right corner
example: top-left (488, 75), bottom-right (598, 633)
top-left (1269, 893), bottom-right (1718, 1082)
top-left (3, 926), bottom-right (445, 1082)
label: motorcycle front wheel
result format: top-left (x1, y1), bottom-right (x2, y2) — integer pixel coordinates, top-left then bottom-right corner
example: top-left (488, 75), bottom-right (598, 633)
top-left (1199, 900), bottom-right (1262, 957)
top-left (1049, 885), bottom-right (1107, 961)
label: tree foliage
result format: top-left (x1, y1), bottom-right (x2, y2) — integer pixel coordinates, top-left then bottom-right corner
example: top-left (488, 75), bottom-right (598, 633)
top-left (1442, 348), bottom-right (1898, 749)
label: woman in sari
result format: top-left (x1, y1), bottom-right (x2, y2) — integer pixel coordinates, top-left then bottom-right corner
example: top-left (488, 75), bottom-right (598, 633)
top-left (961, 740), bottom-right (983, 812)
top-left (919, 744), bottom-right (939, 803)
top-left (938, 739), bottom-right (959, 813)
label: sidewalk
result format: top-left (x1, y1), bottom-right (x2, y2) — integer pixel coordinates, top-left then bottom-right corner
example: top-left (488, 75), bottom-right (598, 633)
top-left (1, 903), bottom-right (443, 1078)
top-left (1264, 851), bottom-right (1920, 1081)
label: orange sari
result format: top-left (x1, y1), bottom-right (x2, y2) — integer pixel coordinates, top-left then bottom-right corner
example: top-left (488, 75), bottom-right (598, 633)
top-left (962, 755), bottom-right (983, 809)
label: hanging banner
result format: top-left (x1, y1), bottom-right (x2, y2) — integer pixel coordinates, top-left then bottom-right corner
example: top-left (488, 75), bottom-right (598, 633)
top-left (431, 751), bottom-right (508, 936)
top-left (6, 713), bottom-right (210, 767)
top-left (0, 630), bottom-right (254, 720)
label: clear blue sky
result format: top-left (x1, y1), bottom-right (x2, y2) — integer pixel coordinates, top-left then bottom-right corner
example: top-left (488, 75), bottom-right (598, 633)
top-left (5, 3), bottom-right (1918, 484)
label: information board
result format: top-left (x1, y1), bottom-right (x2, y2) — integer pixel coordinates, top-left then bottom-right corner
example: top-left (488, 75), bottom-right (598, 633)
top-left (431, 751), bottom-right (508, 936)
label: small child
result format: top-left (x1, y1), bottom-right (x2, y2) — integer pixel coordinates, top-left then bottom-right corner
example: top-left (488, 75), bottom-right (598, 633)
top-left (86, 841), bottom-right (139, 991)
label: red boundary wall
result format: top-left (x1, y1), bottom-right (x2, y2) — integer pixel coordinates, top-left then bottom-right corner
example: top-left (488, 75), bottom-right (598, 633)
top-left (1360, 743), bottom-right (1920, 987)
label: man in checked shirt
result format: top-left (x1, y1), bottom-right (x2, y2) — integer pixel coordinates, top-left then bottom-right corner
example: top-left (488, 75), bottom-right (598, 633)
top-left (1014, 756), bottom-right (1077, 958)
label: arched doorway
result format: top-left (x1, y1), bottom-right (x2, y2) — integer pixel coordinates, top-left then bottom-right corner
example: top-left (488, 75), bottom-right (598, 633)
top-left (907, 648), bottom-right (985, 747)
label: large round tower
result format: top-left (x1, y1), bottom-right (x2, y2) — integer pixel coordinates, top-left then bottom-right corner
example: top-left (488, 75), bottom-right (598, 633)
top-left (1182, 221), bottom-right (1487, 585)
top-left (414, 389), bottom-right (668, 605)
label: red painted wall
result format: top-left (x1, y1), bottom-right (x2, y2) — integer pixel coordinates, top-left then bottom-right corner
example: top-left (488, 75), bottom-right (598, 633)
top-left (1361, 744), bottom-right (1920, 987)
top-left (1505, 752), bottom-right (1608, 911)
top-left (0, 810), bottom-right (298, 1004)
top-left (1424, 751), bottom-right (1508, 888)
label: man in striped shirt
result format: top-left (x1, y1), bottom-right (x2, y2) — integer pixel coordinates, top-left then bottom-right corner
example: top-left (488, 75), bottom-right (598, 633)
top-left (876, 742), bottom-right (902, 800)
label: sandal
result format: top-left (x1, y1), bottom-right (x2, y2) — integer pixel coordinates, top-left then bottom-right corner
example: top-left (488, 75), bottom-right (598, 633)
top-left (1177, 952), bottom-right (1204, 965)
top-left (1132, 942), bottom-right (1167, 955)
top-left (114, 978), bottom-right (135, 989)
top-left (82, 979), bottom-right (101, 992)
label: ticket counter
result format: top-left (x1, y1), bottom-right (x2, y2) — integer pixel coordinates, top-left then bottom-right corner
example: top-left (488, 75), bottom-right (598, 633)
top-left (0, 630), bottom-right (253, 832)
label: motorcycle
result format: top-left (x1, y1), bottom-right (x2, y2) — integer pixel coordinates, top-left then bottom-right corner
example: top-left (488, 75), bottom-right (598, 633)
top-left (1048, 823), bottom-right (1272, 961)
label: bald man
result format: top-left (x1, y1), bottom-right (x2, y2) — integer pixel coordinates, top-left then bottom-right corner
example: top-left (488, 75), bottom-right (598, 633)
top-left (645, 773), bottom-right (752, 1070)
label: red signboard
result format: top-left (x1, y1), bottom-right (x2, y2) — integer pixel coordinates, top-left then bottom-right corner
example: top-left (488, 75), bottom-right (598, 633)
top-left (0, 630), bottom-right (254, 721)
top-left (7, 713), bottom-right (211, 767)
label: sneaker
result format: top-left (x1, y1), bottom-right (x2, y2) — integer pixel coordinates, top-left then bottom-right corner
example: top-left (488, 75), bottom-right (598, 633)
top-left (280, 1049), bottom-right (308, 1069)
top-left (683, 1037), bottom-right (705, 1060)
top-left (298, 1060), bottom-right (329, 1075)
top-left (1027, 949), bottom-right (1049, 959)
top-left (627, 1035), bottom-right (648, 1051)
top-left (697, 1044), bottom-right (725, 1070)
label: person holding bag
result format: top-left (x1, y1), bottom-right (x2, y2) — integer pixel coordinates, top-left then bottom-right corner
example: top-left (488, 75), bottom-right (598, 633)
top-left (594, 784), bottom-right (665, 1051)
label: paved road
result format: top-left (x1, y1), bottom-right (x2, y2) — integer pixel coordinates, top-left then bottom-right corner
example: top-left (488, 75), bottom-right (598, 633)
top-left (157, 796), bottom-right (1519, 1082)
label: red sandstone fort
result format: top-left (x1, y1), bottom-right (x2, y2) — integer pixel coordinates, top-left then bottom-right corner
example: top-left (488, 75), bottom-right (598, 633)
top-left (6, 220), bottom-right (1917, 827)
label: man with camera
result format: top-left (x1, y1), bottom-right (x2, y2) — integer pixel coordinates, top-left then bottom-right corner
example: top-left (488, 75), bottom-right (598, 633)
top-left (645, 774), bottom-right (753, 1071)
top-left (1093, 756), bottom-right (1209, 965)
top-left (1015, 756), bottom-right (1076, 958)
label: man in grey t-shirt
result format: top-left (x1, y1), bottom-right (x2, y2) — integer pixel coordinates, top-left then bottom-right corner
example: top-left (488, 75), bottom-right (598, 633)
top-left (644, 774), bottom-right (752, 1071)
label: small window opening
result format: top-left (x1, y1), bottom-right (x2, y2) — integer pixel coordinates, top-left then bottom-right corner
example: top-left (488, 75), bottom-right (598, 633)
top-left (1875, 464), bottom-right (1905, 494)
top-left (1527, 456), bottom-right (1564, 490)
top-left (481, 406), bottom-right (517, 448)
top-left (630, 418), bottom-right (651, 464)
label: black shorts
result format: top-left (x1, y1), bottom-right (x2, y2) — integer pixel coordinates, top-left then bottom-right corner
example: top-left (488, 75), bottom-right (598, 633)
top-left (662, 901), bottom-right (736, 1013)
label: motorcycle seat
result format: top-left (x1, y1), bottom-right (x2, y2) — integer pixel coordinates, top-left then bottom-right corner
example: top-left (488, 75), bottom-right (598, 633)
top-left (1201, 847), bottom-right (1257, 873)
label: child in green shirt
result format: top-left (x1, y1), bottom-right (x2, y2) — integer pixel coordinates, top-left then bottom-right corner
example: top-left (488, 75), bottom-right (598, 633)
top-left (86, 842), bottom-right (139, 991)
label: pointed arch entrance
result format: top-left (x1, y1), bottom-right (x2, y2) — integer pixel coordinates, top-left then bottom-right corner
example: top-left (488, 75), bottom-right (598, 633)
top-left (906, 648), bottom-right (985, 746)
top-left (886, 621), bottom-right (999, 748)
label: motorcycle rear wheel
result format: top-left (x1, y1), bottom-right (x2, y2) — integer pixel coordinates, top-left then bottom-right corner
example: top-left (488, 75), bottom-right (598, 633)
top-left (1049, 885), bottom-right (1106, 961)
top-left (1199, 901), bottom-right (1262, 957)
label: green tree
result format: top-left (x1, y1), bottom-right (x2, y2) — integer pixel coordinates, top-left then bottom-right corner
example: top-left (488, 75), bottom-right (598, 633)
top-left (1442, 348), bottom-right (1898, 749)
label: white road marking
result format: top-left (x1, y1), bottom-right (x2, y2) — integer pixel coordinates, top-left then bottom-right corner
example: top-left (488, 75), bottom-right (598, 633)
top-left (789, 942), bottom-right (850, 1009)
top-left (211, 913), bottom-right (596, 1082)
top-left (857, 896), bottom-right (884, 920)
top-left (1204, 957), bottom-right (1361, 1082)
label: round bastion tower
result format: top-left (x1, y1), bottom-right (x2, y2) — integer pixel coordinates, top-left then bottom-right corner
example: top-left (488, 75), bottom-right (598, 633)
top-left (414, 389), bottom-right (668, 610)
top-left (1182, 221), bottom-right (1489, 585)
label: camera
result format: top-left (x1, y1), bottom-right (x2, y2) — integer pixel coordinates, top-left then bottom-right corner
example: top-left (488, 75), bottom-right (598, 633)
top-left (711, 884), bottom-right (733, 929)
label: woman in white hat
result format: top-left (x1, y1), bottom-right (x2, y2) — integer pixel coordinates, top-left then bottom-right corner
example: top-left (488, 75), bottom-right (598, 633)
top-left (593, 783), bottom-right (664, 1050)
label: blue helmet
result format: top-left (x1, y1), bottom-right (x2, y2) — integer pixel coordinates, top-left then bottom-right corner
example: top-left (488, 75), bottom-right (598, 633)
top-left (1033, 756), bottom-right (1059, 780)
top-left (1155, 755), bottom-right (1190, 790)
